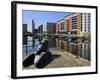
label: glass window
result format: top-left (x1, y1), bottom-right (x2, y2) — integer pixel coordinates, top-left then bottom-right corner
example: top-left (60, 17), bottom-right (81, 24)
top-left (61, 22), bottom-right (64, 30)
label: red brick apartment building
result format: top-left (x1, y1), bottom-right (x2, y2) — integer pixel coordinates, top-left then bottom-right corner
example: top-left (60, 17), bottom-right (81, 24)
top-left (56, 13), bottom-right (91, 37)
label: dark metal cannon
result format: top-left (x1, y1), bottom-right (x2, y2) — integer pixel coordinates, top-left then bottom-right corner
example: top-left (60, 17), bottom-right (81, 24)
top-left (34, 51), bottom-right (53, 68)
top-left (36, 38), bottom-right (49, 55)
top-left (23, 38), bottom-right (53, 68)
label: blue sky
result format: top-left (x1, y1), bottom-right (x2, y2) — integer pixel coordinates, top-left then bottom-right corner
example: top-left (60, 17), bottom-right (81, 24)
top-left (23, 10), bottom-right (71, 29)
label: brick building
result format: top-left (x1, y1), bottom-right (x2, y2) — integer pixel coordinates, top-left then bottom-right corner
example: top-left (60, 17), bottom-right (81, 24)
top-left (56, 13), bottom-right (91, 37)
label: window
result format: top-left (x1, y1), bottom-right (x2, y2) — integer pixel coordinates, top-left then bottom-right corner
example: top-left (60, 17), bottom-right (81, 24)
top-left (61, 22), bottom-right (64, 30)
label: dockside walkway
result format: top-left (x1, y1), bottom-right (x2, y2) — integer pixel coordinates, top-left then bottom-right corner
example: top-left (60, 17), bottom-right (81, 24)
top-left (23, 48), bottom-right (90, 69)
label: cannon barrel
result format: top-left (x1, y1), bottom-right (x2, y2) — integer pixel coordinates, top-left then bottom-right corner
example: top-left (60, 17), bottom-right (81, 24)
top-left (36, 39), bottom-right (49, 55)
top-left (23, 38), bottom-right (52, 68)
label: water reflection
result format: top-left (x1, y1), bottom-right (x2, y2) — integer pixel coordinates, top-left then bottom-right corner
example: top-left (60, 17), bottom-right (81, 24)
top-left (23, 35), bottom-right (91, 61)
top-left (56, 38), bottom-right (91, 61)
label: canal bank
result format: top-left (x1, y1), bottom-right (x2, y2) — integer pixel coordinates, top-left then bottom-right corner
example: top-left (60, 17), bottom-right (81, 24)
top-left (23, 48), bottom-right (90, 69)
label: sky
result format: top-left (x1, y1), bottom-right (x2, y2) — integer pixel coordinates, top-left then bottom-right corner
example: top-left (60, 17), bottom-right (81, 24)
top-left (23, 10), bottom-right (71, 29)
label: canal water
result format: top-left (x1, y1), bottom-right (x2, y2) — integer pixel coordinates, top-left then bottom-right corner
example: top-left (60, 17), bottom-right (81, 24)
top-left (23, 35), bottom-right (91, 61)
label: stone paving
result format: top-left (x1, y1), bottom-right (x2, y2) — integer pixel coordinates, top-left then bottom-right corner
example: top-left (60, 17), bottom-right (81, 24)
top-left (22, 48), bottom-right (90, 69)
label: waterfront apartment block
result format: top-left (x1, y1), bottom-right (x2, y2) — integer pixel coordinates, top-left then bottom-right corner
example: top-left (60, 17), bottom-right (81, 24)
top-left (38, 24), bottom-right (43, 33)
top-left (56, 13), bottom-right (91, 37)
top-left (23, 24), bottom-right (27, 45)
top-left (23, 24), bottom-right (27, 33)
top-left (47, 22), bottom-right (56, 34)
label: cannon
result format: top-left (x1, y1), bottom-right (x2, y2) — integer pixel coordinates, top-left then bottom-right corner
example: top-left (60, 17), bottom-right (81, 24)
top-left (34, 52), bottom-right (53, 68)
top-left (23, 38), bottom-right (53, 68)
top-left (23, 54), bottom-right (35, 67)
top-left (36, 38), bottom-right (49, 55)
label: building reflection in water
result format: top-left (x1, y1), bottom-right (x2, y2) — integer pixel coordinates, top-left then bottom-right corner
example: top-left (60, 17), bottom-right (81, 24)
top-left (23, 35), bottom-right (91, 61)
top-left (56, 37), bottom-right (91, 61)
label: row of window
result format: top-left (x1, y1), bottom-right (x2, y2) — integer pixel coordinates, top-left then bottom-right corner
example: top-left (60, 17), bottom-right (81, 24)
top-left (57, 13), bottom-right (91, 32)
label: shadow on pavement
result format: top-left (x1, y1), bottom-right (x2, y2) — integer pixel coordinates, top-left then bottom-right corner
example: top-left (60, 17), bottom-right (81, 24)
top-left (23, 53), bottom-right (61, 68)
top-left (52, 54), bottom-right (61, 59)
top-left (35, 54), bottom-right (61, 68)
